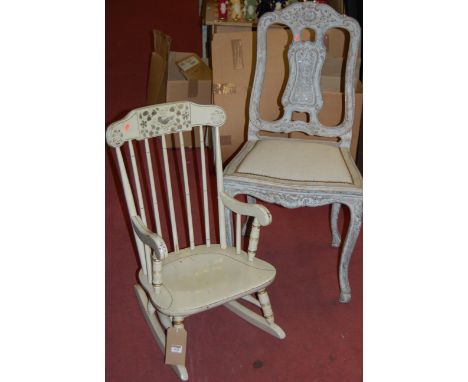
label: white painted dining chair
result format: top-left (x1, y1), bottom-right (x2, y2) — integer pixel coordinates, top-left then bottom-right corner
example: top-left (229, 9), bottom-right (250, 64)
top-left (223, 2), bottom-right (362, 303)
top-left (106, 101), bottom-right (285, 381)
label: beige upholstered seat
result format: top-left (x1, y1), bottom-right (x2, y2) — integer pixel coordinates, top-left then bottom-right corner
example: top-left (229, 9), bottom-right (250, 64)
top-left (225, 138), bottom-right (362, 192)
top-left (237, 139), bottom-right (353, 184)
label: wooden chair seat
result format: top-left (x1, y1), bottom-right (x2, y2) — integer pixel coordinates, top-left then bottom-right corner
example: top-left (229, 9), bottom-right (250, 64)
top-left (139, 245), bottom-right (276, 317)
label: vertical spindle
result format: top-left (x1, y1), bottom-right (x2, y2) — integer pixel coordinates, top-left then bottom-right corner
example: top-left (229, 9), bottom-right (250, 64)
top-left (213, 126), bottom-right (227, 249)
top-left (128, 141), bottom-right (152, 282)
top-left (247, 218), bottom-right (260, 261)
top-left (144, 139), bottom-right (162, 236)
top-left (178, 131), bottom-right (195, 249)
top-left (236, 213), bottom-right (241, 254)
top-left (199, 125), bottom-right (211, 247)
top-left (116, 146), bottom-right (147, 274)
top-left (161, 135), bottom-right (179, 252)
top-left (152, 255), bottom-right (162, 294)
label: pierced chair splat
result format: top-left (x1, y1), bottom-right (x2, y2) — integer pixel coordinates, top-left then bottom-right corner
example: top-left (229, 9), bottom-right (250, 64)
top-left (223, 2), bottom-right (362, 303)
top-left (106, 101), bottom-right (285, 381)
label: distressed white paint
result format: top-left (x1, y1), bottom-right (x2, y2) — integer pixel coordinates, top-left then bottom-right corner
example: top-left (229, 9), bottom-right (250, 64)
top-left (223, 2), bottom-right (363, 303)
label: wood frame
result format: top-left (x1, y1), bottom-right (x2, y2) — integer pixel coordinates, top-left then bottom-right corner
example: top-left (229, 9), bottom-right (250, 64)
top-left (107, 101), bottom-right (285, 380)
top-left (223, 3), bottom-right (362, 303)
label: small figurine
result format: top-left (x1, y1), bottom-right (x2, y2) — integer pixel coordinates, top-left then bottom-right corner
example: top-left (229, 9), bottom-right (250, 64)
top-left (274, 0), bottom-right (286, 10)
top-left (244, 0), bottom-right (257, 21)
top-left (257, 0), bottom-right (273, 19)
top-left (218, 0), bottom-right (228, 21)
top-left (230, 0), bottom-right (243, 21)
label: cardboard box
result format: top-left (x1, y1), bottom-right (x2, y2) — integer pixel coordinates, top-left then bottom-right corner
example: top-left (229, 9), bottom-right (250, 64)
top-left (146, 30), bottom-right (212, 147)
top-left (176, 54), bottom-right (211, 81)
top-left (147, 30), bottom-right (171, 105)
top-left (211, 27), bottom-right (362, 162)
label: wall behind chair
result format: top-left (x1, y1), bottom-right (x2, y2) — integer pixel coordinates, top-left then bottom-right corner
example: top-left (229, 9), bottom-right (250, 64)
top-left (106, 0), bottom-right (202, 125)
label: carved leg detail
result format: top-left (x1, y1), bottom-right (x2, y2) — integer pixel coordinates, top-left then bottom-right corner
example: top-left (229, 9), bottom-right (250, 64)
top-left (331, 202), bottom-right (342, 248)
top-left (242, 195), bottom-right (256, 236)
top-left (134, 285), bottom-right (189, 381)
top-left (172, 317), bottom-right (185, 329)
top-left (338, 201), bottom-right (362, 304)
top-left (257, 289), bottom-right (274, 324)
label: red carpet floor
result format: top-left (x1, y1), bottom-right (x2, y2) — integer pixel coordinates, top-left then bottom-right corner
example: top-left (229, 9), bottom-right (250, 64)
top-left (106, 1), bottom-right (362, 381)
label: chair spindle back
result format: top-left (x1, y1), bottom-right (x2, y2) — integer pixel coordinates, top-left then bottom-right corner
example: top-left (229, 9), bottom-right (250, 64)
top-left (107, 102), bottom-right (227, 280)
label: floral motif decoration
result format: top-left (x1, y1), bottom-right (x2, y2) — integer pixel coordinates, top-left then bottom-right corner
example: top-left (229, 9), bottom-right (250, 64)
top-left (138, 102), bottom-right (191, 138)
top-left (210, 108), bottom-right (226, 126)
top-left (262, 3), bottom-right (342, 32)
top-left (107, 124), bottom-right (124, 147)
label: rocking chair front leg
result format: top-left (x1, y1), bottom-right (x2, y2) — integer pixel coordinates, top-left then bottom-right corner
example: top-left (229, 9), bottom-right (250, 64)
top-left (257, 289), bottom-right (274, 324)
top-left (134, 285), bottom-right (189, 381)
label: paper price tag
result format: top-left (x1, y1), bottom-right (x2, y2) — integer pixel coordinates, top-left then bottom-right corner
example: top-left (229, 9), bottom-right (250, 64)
top-left (165, 326), bottom-right (187, 366)
top-left (171, 345), bottom-right (183, 354)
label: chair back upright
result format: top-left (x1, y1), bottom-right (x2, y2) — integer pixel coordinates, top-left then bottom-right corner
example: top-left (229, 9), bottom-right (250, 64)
top-left (106, 102), bottom-right (227, 284)
top-left (248, 2), bottom-right (361, 148)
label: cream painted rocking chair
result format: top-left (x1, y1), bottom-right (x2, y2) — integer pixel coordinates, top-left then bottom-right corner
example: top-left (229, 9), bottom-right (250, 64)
top-left (106, 102), bottom-right (285, 381)
top-left (223, 3), bottom-right (362, 303)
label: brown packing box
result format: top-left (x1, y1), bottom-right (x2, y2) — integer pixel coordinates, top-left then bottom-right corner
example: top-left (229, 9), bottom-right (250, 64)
top-left (147, 31), bottom-right (212, 147)
top-left (211, 27), bottom-right (362, 162)
top-left (147, 30), bottom-right (171, 105)
top-left (176, 54), bottom-right (211, 81)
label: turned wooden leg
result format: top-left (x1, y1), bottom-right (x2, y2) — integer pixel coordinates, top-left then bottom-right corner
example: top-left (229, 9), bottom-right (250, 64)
top-left (331, 202), bottom-right (342, 248)
top-left (339, 200), bottom-right (363, 303)
top-left (257, 289), bottom-right (275, 324)
top-left (172, 317), bottom-right (185, 330)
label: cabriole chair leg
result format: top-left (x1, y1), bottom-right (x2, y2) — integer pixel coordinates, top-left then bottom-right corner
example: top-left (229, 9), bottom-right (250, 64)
top-left (331, 202), bottom-right (342, 248)
top-left (338, 200), bottom-right (362, 303)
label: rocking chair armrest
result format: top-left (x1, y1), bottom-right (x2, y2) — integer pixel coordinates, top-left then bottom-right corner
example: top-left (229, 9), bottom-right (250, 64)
top-left (220, 192), bottom-right (272, 226)
top-left (131, 216), bottom-right (168, 260)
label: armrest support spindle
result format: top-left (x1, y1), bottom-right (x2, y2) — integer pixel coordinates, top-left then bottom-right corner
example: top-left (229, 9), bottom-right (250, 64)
top-left (131, 216), bottom-right (168, 292)
top-left (247, 218), bottom-right (260, 261)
